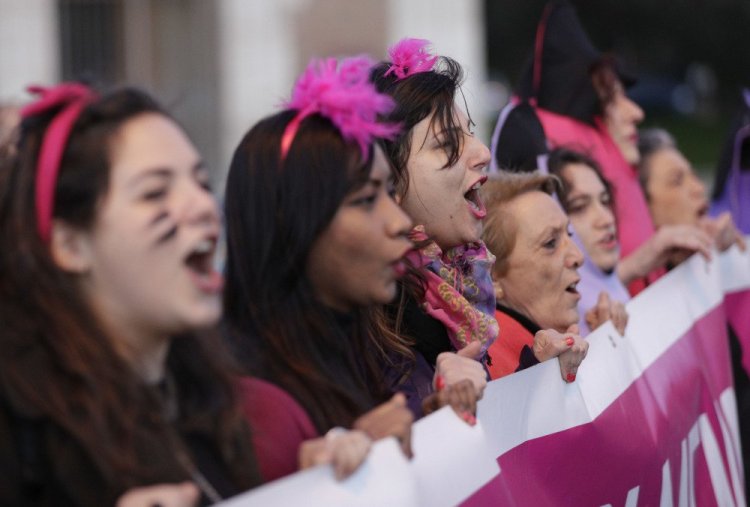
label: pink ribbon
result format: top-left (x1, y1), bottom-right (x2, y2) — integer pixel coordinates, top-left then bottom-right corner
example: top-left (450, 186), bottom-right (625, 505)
top-left (20, 83), bottom-right (97, 242)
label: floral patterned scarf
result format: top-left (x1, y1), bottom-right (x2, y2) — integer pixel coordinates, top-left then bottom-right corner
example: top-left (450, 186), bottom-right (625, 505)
top-left (406, 225), bottom-right (499, 354)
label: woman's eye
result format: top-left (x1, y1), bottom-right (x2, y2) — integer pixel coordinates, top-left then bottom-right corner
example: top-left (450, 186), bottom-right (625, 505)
top-left (351, 194), bottom-right (377, 208)
top-left (196, 170), bottom-right (212, 191)
top-left (566, 199), bottom-right (586, 214)
top-left (567, 203), bottom-right (585, 214)
top-left (142, 188), bottom-right (167, 201)
top-left (543, 237), bottom-right (557, 249)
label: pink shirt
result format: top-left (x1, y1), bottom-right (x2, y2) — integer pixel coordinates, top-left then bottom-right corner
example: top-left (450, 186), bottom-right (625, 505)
top-left (238, 377), bottom-right (319, 482)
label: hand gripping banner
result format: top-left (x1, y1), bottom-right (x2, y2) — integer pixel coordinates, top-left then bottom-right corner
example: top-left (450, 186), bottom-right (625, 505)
top-left (221, 242), bottom-right (750, 507)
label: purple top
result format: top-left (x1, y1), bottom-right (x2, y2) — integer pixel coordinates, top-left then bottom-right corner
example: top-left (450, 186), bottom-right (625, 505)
top-left (576, 251), bottom-right (631, 336)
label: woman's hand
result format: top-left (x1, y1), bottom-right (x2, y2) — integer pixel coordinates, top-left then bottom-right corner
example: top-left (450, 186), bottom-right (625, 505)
top-left (699, 212), bottom-right (746, 253)
top-left (617, 224), bottom-right (713, 284)
top-left (532, 324), bottom-right (589, 382)
top-left (421, 378), bottom-right (478, 425)
top-left (434, 340), bottom-right (487, 398)
top-left (298, 430), bottom-right (372, 480)
top-left (353, 393), bottom-right (414, 458)
top-left (115, 483), bottom-right (199, 507)
top-left (585, 291), bottom-right (628, 335)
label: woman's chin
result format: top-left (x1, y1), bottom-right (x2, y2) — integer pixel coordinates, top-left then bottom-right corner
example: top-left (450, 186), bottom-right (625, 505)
top-left (592, 253), bottom-right (619, 275)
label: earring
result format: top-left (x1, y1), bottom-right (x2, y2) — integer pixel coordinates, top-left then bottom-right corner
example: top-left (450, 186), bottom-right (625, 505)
top-left (495, 285), bottom-right (504, 299)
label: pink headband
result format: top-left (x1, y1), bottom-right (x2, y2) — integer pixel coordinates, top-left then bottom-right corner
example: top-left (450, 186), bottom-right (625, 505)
top-left (384, 38), bottom-right (438, 81)
top-left (280, 56), bottom-right (400, 161)
top-left (20, 83), bottom-right (97, 243)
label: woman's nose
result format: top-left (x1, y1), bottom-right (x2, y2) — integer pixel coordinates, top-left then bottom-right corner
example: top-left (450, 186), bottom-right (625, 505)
top-left (625, 96), bottom-right (644, 124)
top-left (385, 193), bottom-right (413, 238)
top-left (182, 180), bottom-right (220, 227)
top-left (466, 135), bottom-right (491, 172)
top-left (567, 236), bottom-right (585, 269)
top-left (594, 202), bottom-right (616, 229)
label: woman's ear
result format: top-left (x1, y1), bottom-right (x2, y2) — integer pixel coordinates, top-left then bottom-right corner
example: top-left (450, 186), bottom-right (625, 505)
top-left (50, 220), bottom-right (93, 274)
top-left (492, 277), bottom-right (505, 301)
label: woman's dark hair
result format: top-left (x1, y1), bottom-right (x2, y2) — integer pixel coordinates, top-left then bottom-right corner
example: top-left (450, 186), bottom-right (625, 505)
top-left (590, 57), bottom-right (619, 112)
top-left (370, 56), bottom-right (469, 333)
top-left (223, 111), bottom-right (412, 433)
top-left (370, 56), bottom-right (467, 198)
top-left (0, 87), bottom-right (259, 501)
top-left (547, 146), bottom-right (615, 213)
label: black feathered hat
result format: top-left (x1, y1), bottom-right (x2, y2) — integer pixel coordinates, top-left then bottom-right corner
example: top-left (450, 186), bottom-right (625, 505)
top-left (517, 0), bottom-right (636, 126)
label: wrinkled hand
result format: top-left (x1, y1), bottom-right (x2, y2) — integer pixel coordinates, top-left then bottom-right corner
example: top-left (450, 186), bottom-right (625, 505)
top-left (434, 340), bottom-right (487, 398)
top-left (353, 393), bottom-right (413, 458)
top-left (116, 483), bottom-right (199, 507)
top-left (298, 429), bottom-right (372, 480)
top-left (532, 324), bottom-right (589, 382)
top-left (585, 291), bottom-right (628, 335)
top-left (699, 212), bottom-right (746, 253)
top-left (421, 378), bottom-right (478, 425)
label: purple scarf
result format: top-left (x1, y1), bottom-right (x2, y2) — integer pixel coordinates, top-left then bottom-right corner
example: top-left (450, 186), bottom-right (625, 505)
top-left (406, 226), bottom-right (499, 353)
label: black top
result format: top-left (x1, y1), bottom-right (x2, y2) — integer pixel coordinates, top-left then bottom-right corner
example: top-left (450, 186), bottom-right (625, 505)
top-left (391, 286), bottom-right (491, 384)
top-left (0, 387), bottom-right (241, 506)
top-left (399, 290), bottom-right (454, 366)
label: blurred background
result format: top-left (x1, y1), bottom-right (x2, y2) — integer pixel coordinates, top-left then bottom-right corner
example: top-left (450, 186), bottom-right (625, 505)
top-left (1, 0), bottom-right (748, 191)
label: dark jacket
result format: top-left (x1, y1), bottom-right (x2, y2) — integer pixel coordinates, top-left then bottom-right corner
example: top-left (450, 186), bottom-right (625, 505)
top-left (0, 381), bottom-right (244, 506)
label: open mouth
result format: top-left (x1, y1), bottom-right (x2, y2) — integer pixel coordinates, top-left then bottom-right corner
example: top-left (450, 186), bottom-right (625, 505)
top-left (599, 232), bottom-right (617, 249)
top-left (464, 177), bottom-right (487, 219)
top-left (565, 280), bottom-right (580, 296)
top-left (184, 238), bottom-right (223, 293)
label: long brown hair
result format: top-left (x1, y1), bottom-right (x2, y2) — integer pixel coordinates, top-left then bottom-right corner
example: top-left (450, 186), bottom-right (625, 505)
top-left (0, 87), bottom-right (259, 499)
top-left (223, 111), bottom-right (413, 433)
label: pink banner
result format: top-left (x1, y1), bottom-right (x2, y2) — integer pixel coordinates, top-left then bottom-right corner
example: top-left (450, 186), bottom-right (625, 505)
top-left (465, 303), bottom-right (745, 506)
top-left (224, 246), bottom-right (750, 507)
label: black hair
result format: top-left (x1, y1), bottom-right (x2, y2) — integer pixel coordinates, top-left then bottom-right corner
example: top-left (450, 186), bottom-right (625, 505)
top-left (223, 111), bottom-right (411, 433)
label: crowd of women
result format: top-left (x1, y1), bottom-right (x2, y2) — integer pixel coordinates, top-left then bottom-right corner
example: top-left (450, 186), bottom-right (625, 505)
top-left (0, 1), bottom-right (747, 505)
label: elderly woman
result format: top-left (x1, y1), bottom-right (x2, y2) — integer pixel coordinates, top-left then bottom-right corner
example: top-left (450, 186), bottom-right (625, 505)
top-left (481, 172), bottom-right (589, 380)
top-left (639, 128), bottom-right (746, 259)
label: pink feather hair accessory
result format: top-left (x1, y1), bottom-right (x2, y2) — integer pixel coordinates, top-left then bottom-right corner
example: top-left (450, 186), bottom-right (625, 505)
top-left (280, 56), bottom-right (400, 160)
top-left (384, 38), bottom-right (438, 81)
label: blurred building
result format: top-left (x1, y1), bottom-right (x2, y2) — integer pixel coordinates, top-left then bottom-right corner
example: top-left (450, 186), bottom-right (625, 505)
top-left (0, 0), bottom-right (487, 190)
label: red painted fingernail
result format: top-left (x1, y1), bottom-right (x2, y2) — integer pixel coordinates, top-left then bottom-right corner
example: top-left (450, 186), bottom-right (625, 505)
top-left (435, 375), bottom-right (445, 391)
top-left (461, 411), bottom-right (476, 426)
top-left (566, 337), bottom-right (574, 346)
top-left (566, 373), bottom-right (576, 383)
